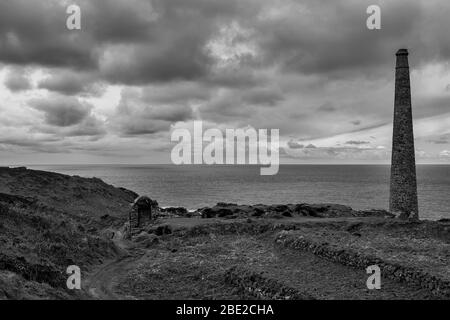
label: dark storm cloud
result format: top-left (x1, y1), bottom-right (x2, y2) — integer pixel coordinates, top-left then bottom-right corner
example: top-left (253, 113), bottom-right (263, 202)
top-left (147, 105), bottom-right (194, 122)
top-left (199, 90), bottom-right (255, 124)
top-left (65, 117), bottom-right (106, 137)
top-left (117, 120), bottom-right (170, 136)
top-left (31, 116), bottom-right (106, 138)
top-left (0, 0), bottom-right (97, 69)
top-left (111, 88), bottom-right (194, 136)
top-left (242, 87), bottom-right (284, 106)
top-left (30, 96), bottom-right (93, 127)
top-left (37, 70), bottom-right (104, 96)
top-left (254, 0), bottom-right (427, 77)
top-left (2, 0), bottom-right (450, 163)
top-left (101, 43), bottom-right (212, 85)
top-left (2, 0), bottom-right (450, 84)
top-left (4, 70), bottom-right (32, 92)
top-left (205, 67), bottom-right (265, 89)
top-left (141, 83), bottom-right (211, 105)
top-left (0, 0), bottom-right (256, 84)
top-left (95, 0), bottom-right (258, 85)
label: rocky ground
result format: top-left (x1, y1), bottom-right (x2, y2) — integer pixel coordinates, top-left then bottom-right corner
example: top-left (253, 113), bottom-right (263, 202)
top-left (0, 167), bottom-right (448, 300)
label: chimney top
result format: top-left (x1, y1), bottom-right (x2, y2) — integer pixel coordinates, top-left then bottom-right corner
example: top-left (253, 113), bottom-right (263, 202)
top-left (396, 49), bottom-right (408, 56)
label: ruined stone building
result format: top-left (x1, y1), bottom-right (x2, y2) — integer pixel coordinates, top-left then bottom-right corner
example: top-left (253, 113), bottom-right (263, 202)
top-left (129, 196), bottom-right (159, 232)
top-left (389, 49), bottom-right (419, 219)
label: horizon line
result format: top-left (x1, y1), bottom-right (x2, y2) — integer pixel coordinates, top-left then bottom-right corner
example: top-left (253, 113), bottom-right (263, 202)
top-left (6, 163), bottom-right (450, 167)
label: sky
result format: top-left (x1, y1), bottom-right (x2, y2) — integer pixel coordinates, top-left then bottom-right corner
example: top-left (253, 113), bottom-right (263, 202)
top-left (0, 0), bottom-right (450, 165)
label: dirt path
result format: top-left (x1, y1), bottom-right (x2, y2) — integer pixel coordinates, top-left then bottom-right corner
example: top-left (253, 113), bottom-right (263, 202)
top-left (83, 236), bottom-right (145, 300)
top-left (85, 256), bottom-right (133, 299)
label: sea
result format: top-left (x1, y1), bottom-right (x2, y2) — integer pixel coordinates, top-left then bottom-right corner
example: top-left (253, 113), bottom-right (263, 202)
top-left (28, 164), bottom-right (450, 221)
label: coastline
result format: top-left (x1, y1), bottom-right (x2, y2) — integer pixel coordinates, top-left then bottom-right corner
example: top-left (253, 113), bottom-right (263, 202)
top-left (23, 164), bottom-right (450, 220)
top-left (0, 167), bottom-right (448, 300)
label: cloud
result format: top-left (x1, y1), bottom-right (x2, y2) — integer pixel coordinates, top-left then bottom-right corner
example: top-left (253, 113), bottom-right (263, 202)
top-left (287, 140), bottom-right (304, 149)
top-left (65, 117), bottom-right (106, 137)
top-left (2, 0), bottom-right (450, 85)
top-left (37, 70), bottom-right (104, 96)
top-left (4, 69), bottom-right (32, 92)
top-left (96, 0), bottom-right (258, 85)
top-left (439, 150), bottom-right (450, 157)
top-left (205, 67), bottom-right (265, 89)
top-left (30, 96), bottom-right (93, 127)
top-left (0, 0), bottom-right (255, 85)
top-left (433, 141), bottom-right (449, 144)
top-left (284, 144), bottom-right (390, 162)
top-left (346, 140), bottom-right (370, 145)
top-left (1, 0), bottom-right (450, 163)
top-left (33, 117), bottom-right (106, 138)
top-left (429, 135), bottom-right (449, 144)
top-left (100, 42), bottom-right (212, 85)
top-left (255, 0), bottom-right (425, 77)
top-left (141, 82), bottom-right (211, 105)
top-left (0, 0), bottom-right (97, 69)
top-left (0, 137), bottom-right (53, 148)
top-left (199, 85), bottom-right (284, 125)
top-left (317, 102), bottom-right (336, 112)
top-left (110, 88), bottom-right (194, 136)
top-left (242, 87), bottom-right (284, 106)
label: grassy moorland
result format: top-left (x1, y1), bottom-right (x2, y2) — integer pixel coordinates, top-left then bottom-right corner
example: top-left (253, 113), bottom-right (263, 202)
top-left (0, 167), bottom-right (136, 299)
top-left (0, 167), bottom-right (448, 299)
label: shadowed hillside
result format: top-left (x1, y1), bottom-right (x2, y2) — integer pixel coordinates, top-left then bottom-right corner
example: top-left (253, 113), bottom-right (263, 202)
top-left (0, 167), bottom-right (137, 227)
top-left (0, 167), bottom-right (137, 299)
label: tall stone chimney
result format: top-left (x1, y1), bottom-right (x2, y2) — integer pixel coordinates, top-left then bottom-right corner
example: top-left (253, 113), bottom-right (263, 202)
top-left (389, 49), bottom-right (418, 219)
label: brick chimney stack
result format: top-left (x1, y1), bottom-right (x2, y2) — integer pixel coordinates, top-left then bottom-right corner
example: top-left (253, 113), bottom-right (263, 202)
top-left (389, 49), bottom-right (419, 219)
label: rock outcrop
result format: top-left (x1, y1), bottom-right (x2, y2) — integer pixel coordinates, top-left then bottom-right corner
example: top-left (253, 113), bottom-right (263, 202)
top-left (197, 202), bottom-right (393, 219)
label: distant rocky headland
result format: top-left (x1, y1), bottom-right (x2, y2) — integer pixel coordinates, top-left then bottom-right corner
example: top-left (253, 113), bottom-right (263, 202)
top-left (0, 167), bottom-right (448, 300)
